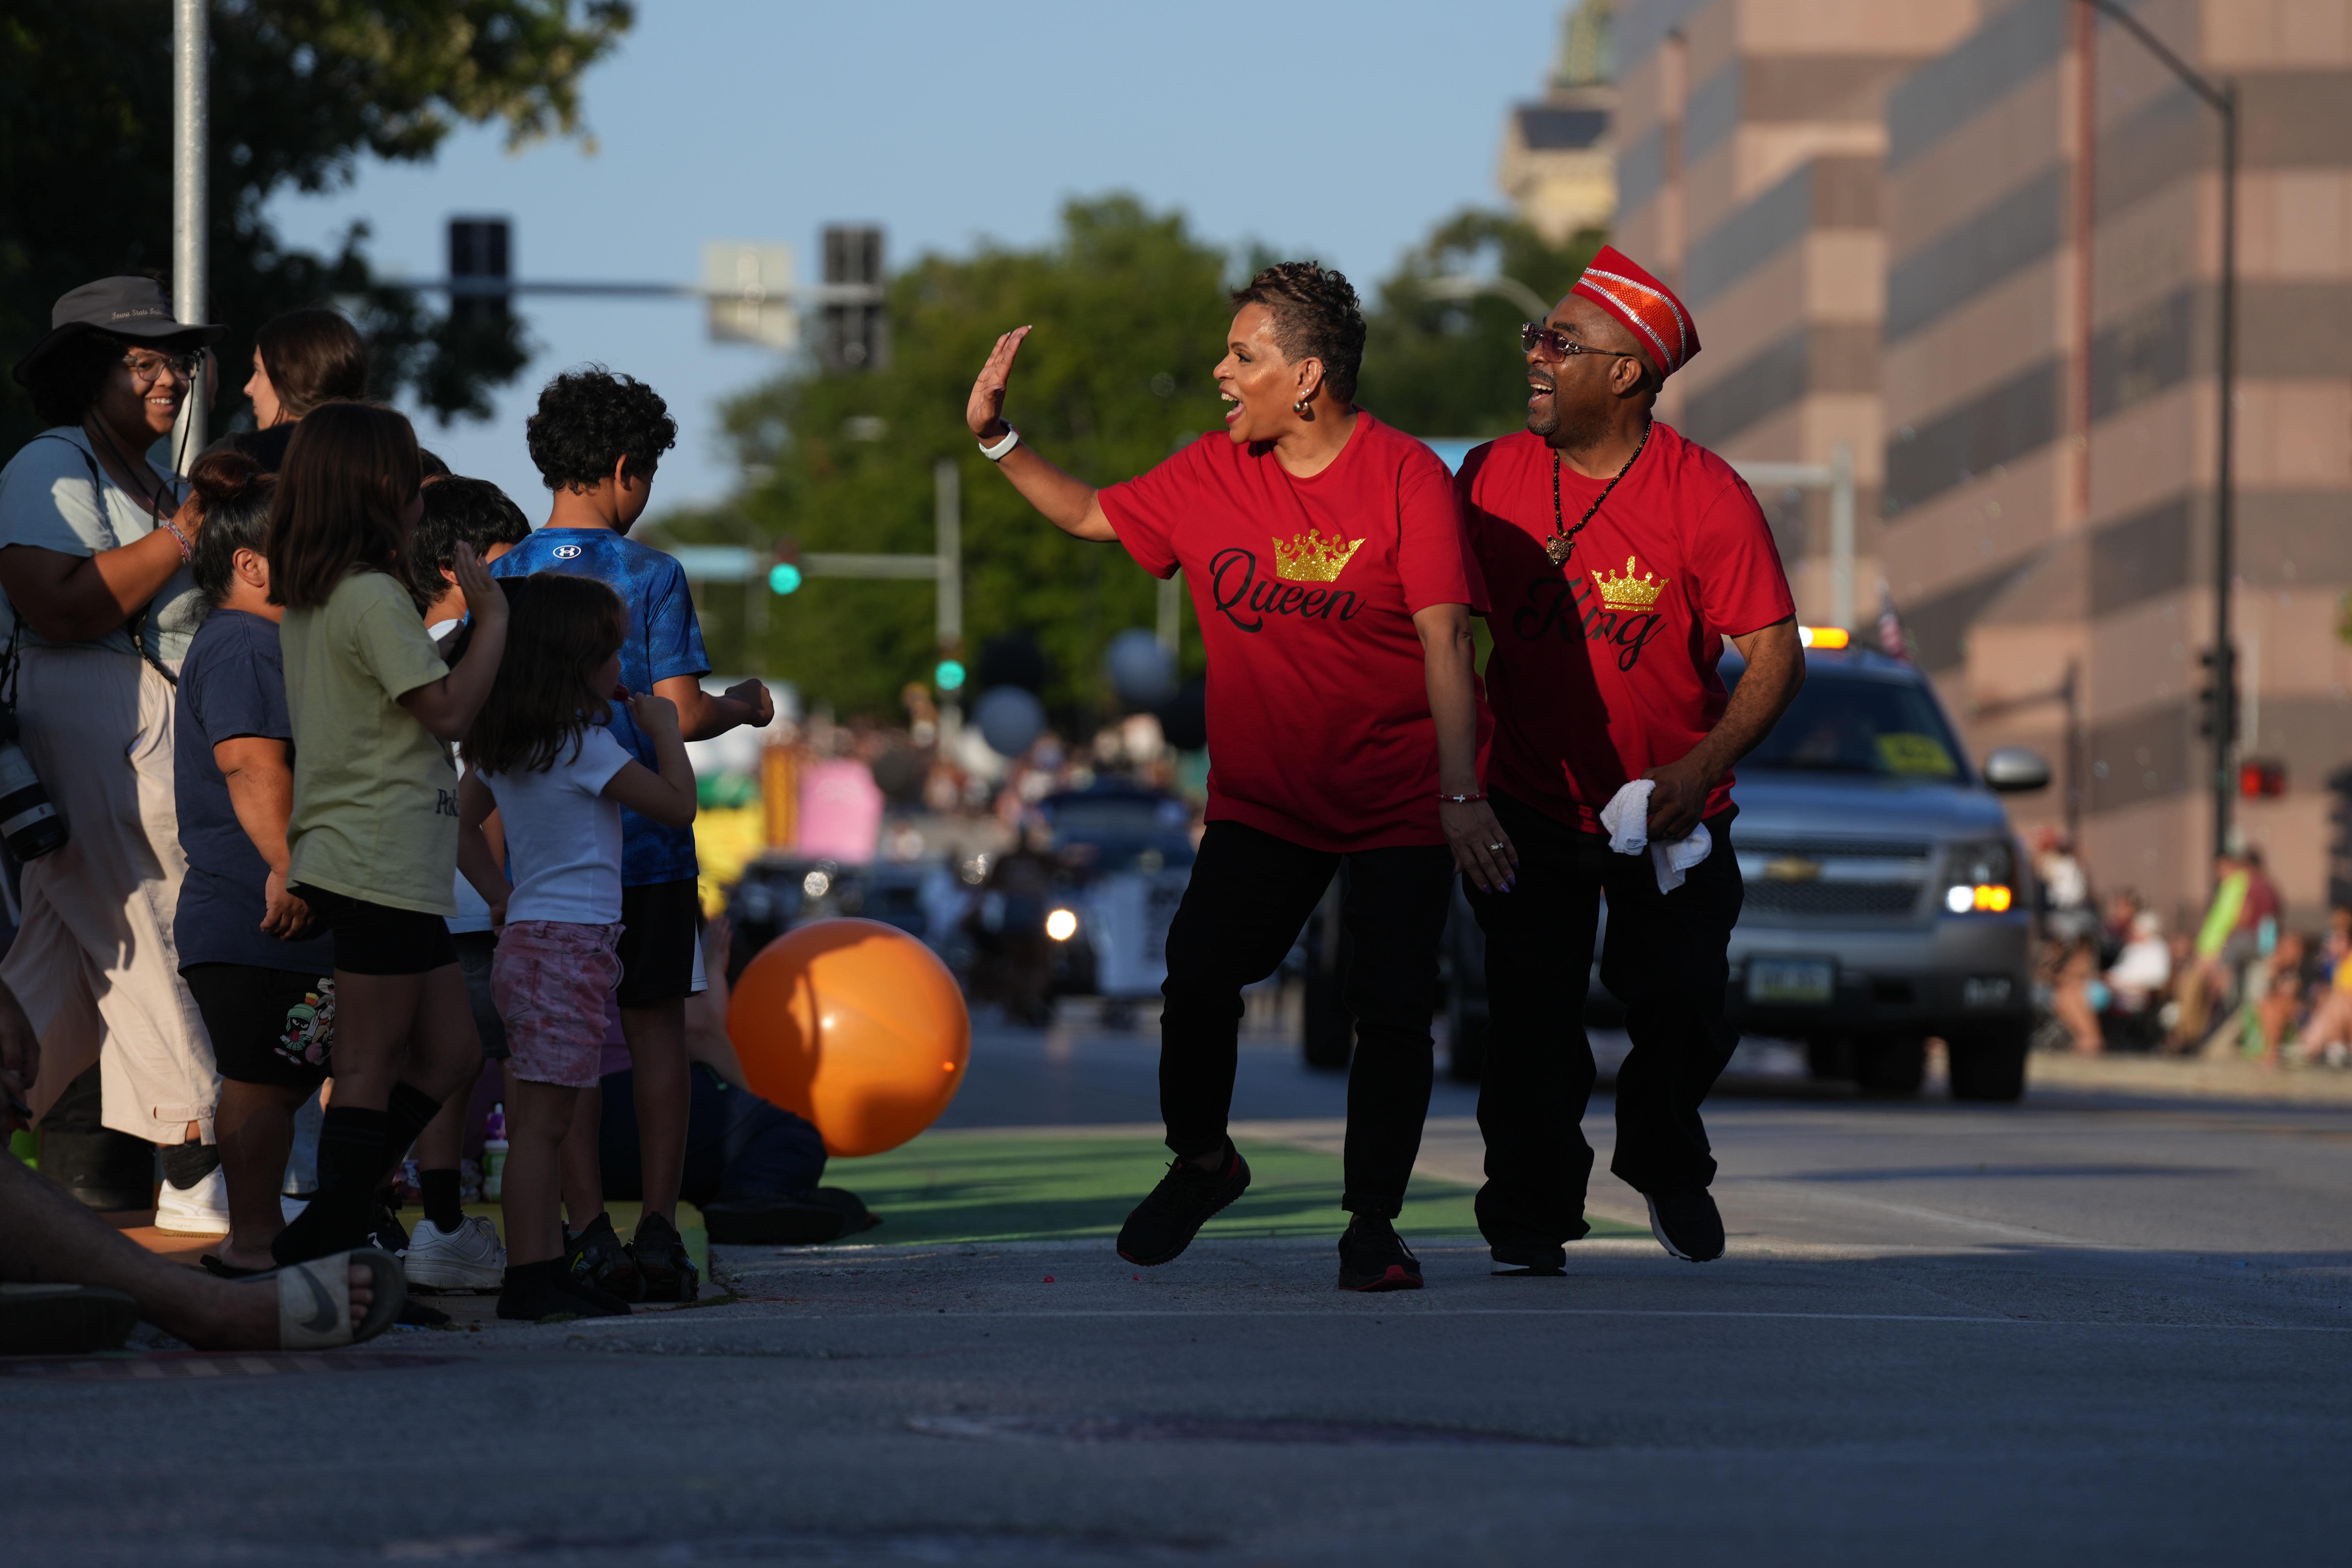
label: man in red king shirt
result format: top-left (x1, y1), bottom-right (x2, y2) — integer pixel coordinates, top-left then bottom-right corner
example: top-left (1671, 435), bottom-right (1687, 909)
top-left (1458, 246), bottom-right (1805, 1270)
top-left (965, 264), bottom-right (1510, 1291)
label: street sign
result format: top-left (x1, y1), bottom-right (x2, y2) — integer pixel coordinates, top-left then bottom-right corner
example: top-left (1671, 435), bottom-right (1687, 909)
top-left (703, 242), bottom-right (797, 350)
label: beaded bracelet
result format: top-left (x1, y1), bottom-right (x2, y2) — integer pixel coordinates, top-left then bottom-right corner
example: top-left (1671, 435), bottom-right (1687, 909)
top-left (1436, 790), bottom-right (1486, 804)
top-left (161, 520), bottom-right (194, 563)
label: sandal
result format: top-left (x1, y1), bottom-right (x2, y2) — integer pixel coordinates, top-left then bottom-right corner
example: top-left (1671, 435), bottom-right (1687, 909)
top-left (276, 1248), bottom-right (405, 1350)
top-left (0, 1283), bottom-right (140, 1355)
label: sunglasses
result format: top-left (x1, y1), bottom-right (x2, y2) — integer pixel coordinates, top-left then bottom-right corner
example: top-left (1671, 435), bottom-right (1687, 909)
top-left (122, 350), bottom-right (199, 383)
top-left (1519, 322), bottom-right (1637, 364)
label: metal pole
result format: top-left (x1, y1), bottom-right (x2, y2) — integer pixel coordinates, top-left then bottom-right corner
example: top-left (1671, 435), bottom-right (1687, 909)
top-left (1827, 440), bottom-right (1855, 632)
top-left (933, 458), bottom-right (961, 647)
top-left (171, 0), bottom-right (209, 462)
top-left (2213, 83), bottom-right (2238, 859)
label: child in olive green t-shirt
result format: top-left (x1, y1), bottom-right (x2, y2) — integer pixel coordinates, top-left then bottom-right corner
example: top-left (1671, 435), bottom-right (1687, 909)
top-left (265, 403), bottom-right (509, 1268)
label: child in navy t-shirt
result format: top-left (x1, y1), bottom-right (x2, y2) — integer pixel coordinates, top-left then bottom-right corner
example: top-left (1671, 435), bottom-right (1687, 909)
top-left (491, 369), bottom-right (773, 1302)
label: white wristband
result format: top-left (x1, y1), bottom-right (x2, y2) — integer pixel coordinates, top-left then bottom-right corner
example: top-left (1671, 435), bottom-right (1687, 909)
top-left (978, 425), bottom-right (1020, 462)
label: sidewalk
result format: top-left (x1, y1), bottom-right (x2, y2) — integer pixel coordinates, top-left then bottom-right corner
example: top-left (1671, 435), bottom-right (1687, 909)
top-left (2025, 1047), bottom-right (2352, 1106)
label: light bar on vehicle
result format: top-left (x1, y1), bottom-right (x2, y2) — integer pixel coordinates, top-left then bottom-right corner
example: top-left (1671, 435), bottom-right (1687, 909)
top-left (1798, 625), bottom-right (1850, 649)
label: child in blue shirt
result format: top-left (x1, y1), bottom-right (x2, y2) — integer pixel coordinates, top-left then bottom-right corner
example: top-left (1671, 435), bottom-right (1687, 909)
top-left (491, 368), bottom-right (773, 1300)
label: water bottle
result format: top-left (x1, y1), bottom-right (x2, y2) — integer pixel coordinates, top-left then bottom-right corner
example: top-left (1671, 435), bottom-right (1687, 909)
top-left (482, 1101), bottom-right (509, 1202)
top-left (0, 707), bottom-right (65, 861)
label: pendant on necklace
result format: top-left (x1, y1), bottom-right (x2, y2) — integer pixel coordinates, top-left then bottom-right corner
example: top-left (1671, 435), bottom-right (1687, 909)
top-left (1544, 533), bottom-right (1574, 567)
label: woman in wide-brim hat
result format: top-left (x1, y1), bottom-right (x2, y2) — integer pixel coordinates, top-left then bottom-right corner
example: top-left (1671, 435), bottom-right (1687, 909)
top-left (0, 275), bottom-right (230, 1231)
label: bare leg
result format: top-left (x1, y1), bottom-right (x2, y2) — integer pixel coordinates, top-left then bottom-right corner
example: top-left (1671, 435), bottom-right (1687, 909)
top-left (215, 1080), bottom-right (309, 1271)
top-left (1, 1154), bottom-right (370, 1350)
top-left (413, 1057), bottom-right (484, 1175)
top-left (499, 1078), bottom-right (577, 1268)
top-left (560, 1081), bottom-right (605, 1232)
top-left (619, 1000), bottom-right (687, 1227)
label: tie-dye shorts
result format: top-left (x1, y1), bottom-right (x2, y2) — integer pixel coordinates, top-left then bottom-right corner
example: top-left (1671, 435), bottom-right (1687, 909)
top-left (490, 920), bottom-right (624, 1088)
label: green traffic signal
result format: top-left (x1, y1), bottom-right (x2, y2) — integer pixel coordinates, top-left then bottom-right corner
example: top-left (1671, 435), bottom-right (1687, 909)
top-left (934, 658), bottom-right (967, 691)
top-left (768, 562), bottom-right (803, 595)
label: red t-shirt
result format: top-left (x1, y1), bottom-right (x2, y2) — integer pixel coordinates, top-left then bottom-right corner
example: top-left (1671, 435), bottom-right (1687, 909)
top-left (1459, 422), bottom-right (1794, 833)
top-left (1098, 412), bottom-right (1487, 853)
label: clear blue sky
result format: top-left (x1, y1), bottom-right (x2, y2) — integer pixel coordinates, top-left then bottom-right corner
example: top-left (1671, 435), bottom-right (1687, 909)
top-left (266, 0), bottom-right (1568, 516)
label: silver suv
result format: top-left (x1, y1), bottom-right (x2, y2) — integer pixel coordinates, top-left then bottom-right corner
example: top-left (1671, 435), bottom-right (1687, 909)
top-left (1438, 640), bottom-right (2049, 1101)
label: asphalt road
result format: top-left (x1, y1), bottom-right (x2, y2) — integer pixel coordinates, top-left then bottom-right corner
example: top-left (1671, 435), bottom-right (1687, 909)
top-left (6, 1012), bottom-right (2348, 1566)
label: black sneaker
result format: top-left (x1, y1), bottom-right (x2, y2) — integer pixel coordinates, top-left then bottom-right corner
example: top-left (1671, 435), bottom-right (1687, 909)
top-left (1335, 1214), bottom-right (1424, 1292)
top-left (368, 1200), bottom-right (410, 1257)
top-left (701, 1188), bottom-right (881, 1246)
top-left (1645, 1188), bottom-right (1725, 1262)
top-left (569, 1212), bottom-right (642, 1302)
top-left (630, 1212), bottom-right (700, 1303)
top-left (559, 1274), bottom-right (634, 1316)
top-left (1117, 1143), bottom-right (1251, 1267)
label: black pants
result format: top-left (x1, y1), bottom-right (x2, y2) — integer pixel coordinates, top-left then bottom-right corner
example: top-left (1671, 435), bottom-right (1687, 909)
top-left (1161, 820), bottom-right (1454, 1218)
top-left (1464, 790), bottom-right (1743, 1251)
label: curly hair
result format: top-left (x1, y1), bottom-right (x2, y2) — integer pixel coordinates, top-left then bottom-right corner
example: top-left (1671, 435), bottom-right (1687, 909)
top-left (186, 450), bottom-right (276, 605)
top-left (462, 573), bottom-right (628, 777)
top-left (1229, 263), bottom-right (1366, 404)
top-left (23, 331), bottom-right (129, 428)
top-left (525, 366), bottom-right (678, 494)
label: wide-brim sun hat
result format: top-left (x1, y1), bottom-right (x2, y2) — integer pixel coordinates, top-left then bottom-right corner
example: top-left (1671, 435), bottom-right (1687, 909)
top-left (11, 276), bottom-right (225, 386)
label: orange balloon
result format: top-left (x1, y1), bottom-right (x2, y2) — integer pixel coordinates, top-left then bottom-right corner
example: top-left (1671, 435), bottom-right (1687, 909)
top-left (726, 918), bottom-right (971, 1157)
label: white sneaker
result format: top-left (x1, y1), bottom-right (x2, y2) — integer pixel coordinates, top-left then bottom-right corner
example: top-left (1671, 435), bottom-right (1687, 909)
top-left (400, 1214), bottom-right (507, 1292)
top-left (153, 1168), bottom-right (232, 1235)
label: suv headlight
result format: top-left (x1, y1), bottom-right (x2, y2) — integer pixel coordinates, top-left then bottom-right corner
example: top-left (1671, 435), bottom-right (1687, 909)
top-left (1942, 838), bottom-right (2017, 914)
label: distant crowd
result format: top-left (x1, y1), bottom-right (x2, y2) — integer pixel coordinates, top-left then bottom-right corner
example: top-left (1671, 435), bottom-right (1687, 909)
top-left (2035, 833), bottom-right (2352, 1070)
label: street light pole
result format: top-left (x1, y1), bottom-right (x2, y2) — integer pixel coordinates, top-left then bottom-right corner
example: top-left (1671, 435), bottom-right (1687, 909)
top-left (171, 0), bottom-right (209, 461)
top-left (2081, 0), bottom-right (2238, 859)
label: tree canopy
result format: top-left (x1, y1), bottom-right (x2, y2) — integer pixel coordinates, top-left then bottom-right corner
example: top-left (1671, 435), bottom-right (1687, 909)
top-left (0, 0), bottom-right (633, 452)
top-left (666, 197), bottom-right (1606, 721)
top-left (669, 195), bottom-right (1233, 720)
top-left (1353, 209), bottom-right (1605, 440)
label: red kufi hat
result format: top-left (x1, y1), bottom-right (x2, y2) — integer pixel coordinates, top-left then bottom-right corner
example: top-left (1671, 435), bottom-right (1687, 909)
top-left (1569, 246), bottom-right (1699, 380)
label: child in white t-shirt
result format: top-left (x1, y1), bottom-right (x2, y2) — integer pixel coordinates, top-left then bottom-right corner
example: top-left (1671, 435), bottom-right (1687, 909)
top-left (456, 574), bottom-right (696, 1323)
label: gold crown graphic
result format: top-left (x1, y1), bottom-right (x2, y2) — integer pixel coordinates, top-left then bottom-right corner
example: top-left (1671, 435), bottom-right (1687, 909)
top-left (1271, 529), bottom-right (1365, 584)
top-left (1590, 555), bottom-right (1667, 610)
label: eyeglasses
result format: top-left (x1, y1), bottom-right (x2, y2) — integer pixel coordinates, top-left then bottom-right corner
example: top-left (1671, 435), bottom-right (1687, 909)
top-left (1519, 322), bottom-right (1636, 364)
top-left (122, 350), bottom-right (199, 383)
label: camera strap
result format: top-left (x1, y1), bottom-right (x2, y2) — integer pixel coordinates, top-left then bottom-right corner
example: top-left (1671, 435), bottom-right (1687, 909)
top-left (34, 434), bottom-right (179, 688)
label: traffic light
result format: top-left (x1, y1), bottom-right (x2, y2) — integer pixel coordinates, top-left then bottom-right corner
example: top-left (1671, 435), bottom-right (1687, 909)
top-left (2196, 645), bottom-right (2237, 742)
top-left (934, 635), bottom-right (966, 692)
top-left (820, 225), bottom-right (887, 371)
top-left (448, 217), bottom-right (511, 330)
top-left (767, 537), bottom-right (801, 596)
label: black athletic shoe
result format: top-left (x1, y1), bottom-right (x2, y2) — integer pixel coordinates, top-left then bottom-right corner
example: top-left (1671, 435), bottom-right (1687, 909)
top-left (701, 1188), bottom-right (881, 1246)
top-left (630, 1213), bottom-right (700, 1303)
top-left (368, 1201), bottom-right (410, 1257)
top-left (569, 1212), bottom-right (642, 1302)
top-left (1335, 1214), bottom-right (1424, 1292)
top-left (1646, 1188), bottom-right (1725, 1262)
top-left (559, 1274), bottom-right (634, 1316)
top-left (1117, 1143), bottom-right (1251, 1267)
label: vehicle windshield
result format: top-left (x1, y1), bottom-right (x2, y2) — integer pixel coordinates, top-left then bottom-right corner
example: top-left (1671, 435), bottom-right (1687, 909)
top-left (1045, 793), bottom-right (1196, 871)
top-left (1728, 664), bottom-right (1970, 780)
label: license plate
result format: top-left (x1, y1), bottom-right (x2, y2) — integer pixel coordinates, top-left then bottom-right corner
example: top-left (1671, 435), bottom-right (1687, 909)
top-left (1747, 958), bottom-right (1834, 1005)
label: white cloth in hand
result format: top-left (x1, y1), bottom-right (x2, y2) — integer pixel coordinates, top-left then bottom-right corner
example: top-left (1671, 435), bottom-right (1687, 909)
top-left (1597, 778), bottom-right (1713, 894)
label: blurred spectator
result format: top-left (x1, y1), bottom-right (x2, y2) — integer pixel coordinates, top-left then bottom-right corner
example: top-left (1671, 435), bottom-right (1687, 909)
top-left (2048, 933), bottom-right (2104, 1054)
top-left (2036, 828), bottom-right (2097, 945)
top-left (2294, 912), bottom-right (2352, 1069)
top-left (2173, 853), bottom-right (2249, 1052)
top-left (2248, 928), bottom-right (2310, 1069)
top-left (2106, 910), bottom-right (2172, 1015)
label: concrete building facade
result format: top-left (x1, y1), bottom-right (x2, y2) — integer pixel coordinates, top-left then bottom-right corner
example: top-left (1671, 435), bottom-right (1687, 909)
top-left (1500, 1), bottom-right (1620, 243)
top-left (1605, 0), bottom-right (2351, 923)
top-left (1879, 0), bottom-right (2352, 924)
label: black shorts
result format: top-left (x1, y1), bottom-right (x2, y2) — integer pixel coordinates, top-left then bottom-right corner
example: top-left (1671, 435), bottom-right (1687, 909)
top-left (182, 962), bottom-right (337, 1088)
top-left (290, 884), bottom-right (458, 977)
top-left (616, 879), bottom-right (699, 1008)
top-left (452, 929), bottom-right (510, 1059)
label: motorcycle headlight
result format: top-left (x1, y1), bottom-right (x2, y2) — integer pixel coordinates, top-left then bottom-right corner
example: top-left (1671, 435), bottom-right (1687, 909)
top-left (1942, 839), bottom-right (2016, 915)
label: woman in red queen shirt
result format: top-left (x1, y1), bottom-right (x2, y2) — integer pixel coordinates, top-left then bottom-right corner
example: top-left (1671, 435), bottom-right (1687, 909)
top-left (964, 263), bottom-right (1509, 1292)
top-left (1456, 246), bottom-right (1805, 1273)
